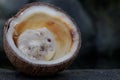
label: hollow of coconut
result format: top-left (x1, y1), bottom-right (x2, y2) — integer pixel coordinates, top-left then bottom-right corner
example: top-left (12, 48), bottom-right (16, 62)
top-left (3, 2), bottom-right (81, 76)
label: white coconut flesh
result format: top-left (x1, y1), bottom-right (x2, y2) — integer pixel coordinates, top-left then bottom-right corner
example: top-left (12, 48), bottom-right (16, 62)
top-left (6, 5), bottom-right (80, 64)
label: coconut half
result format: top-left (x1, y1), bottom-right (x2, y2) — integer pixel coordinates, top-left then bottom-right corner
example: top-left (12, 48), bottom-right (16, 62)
top-left (3, 2), bottom-right (81, 76)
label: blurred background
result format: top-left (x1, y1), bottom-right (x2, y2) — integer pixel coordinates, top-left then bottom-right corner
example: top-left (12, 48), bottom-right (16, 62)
top-left (0, 0), bottom-right (120, 69)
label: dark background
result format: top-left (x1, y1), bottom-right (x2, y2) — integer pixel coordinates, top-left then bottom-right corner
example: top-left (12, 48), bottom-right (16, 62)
top-left (0, 0), bottom-right (120, 69)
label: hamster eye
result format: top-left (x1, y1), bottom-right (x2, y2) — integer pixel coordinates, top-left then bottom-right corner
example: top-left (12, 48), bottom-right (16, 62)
top-left (47, 38), bottom-right (51, 42)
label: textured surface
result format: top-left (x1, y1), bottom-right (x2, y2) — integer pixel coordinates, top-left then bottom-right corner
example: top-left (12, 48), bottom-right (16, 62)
top-left (0, 69), bottom-right (120, 80)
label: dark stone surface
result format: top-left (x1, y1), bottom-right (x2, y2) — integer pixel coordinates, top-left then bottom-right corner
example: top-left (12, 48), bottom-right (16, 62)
top-left (0, 69), bottom-right (120, 80)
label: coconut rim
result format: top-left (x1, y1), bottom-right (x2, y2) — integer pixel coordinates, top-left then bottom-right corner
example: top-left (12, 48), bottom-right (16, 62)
top-left (5, 2), bottom-right (81, 65)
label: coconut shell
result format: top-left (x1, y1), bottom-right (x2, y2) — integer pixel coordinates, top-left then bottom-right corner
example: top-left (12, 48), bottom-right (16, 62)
top-left (3, 2), bottom-right (81, 76)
